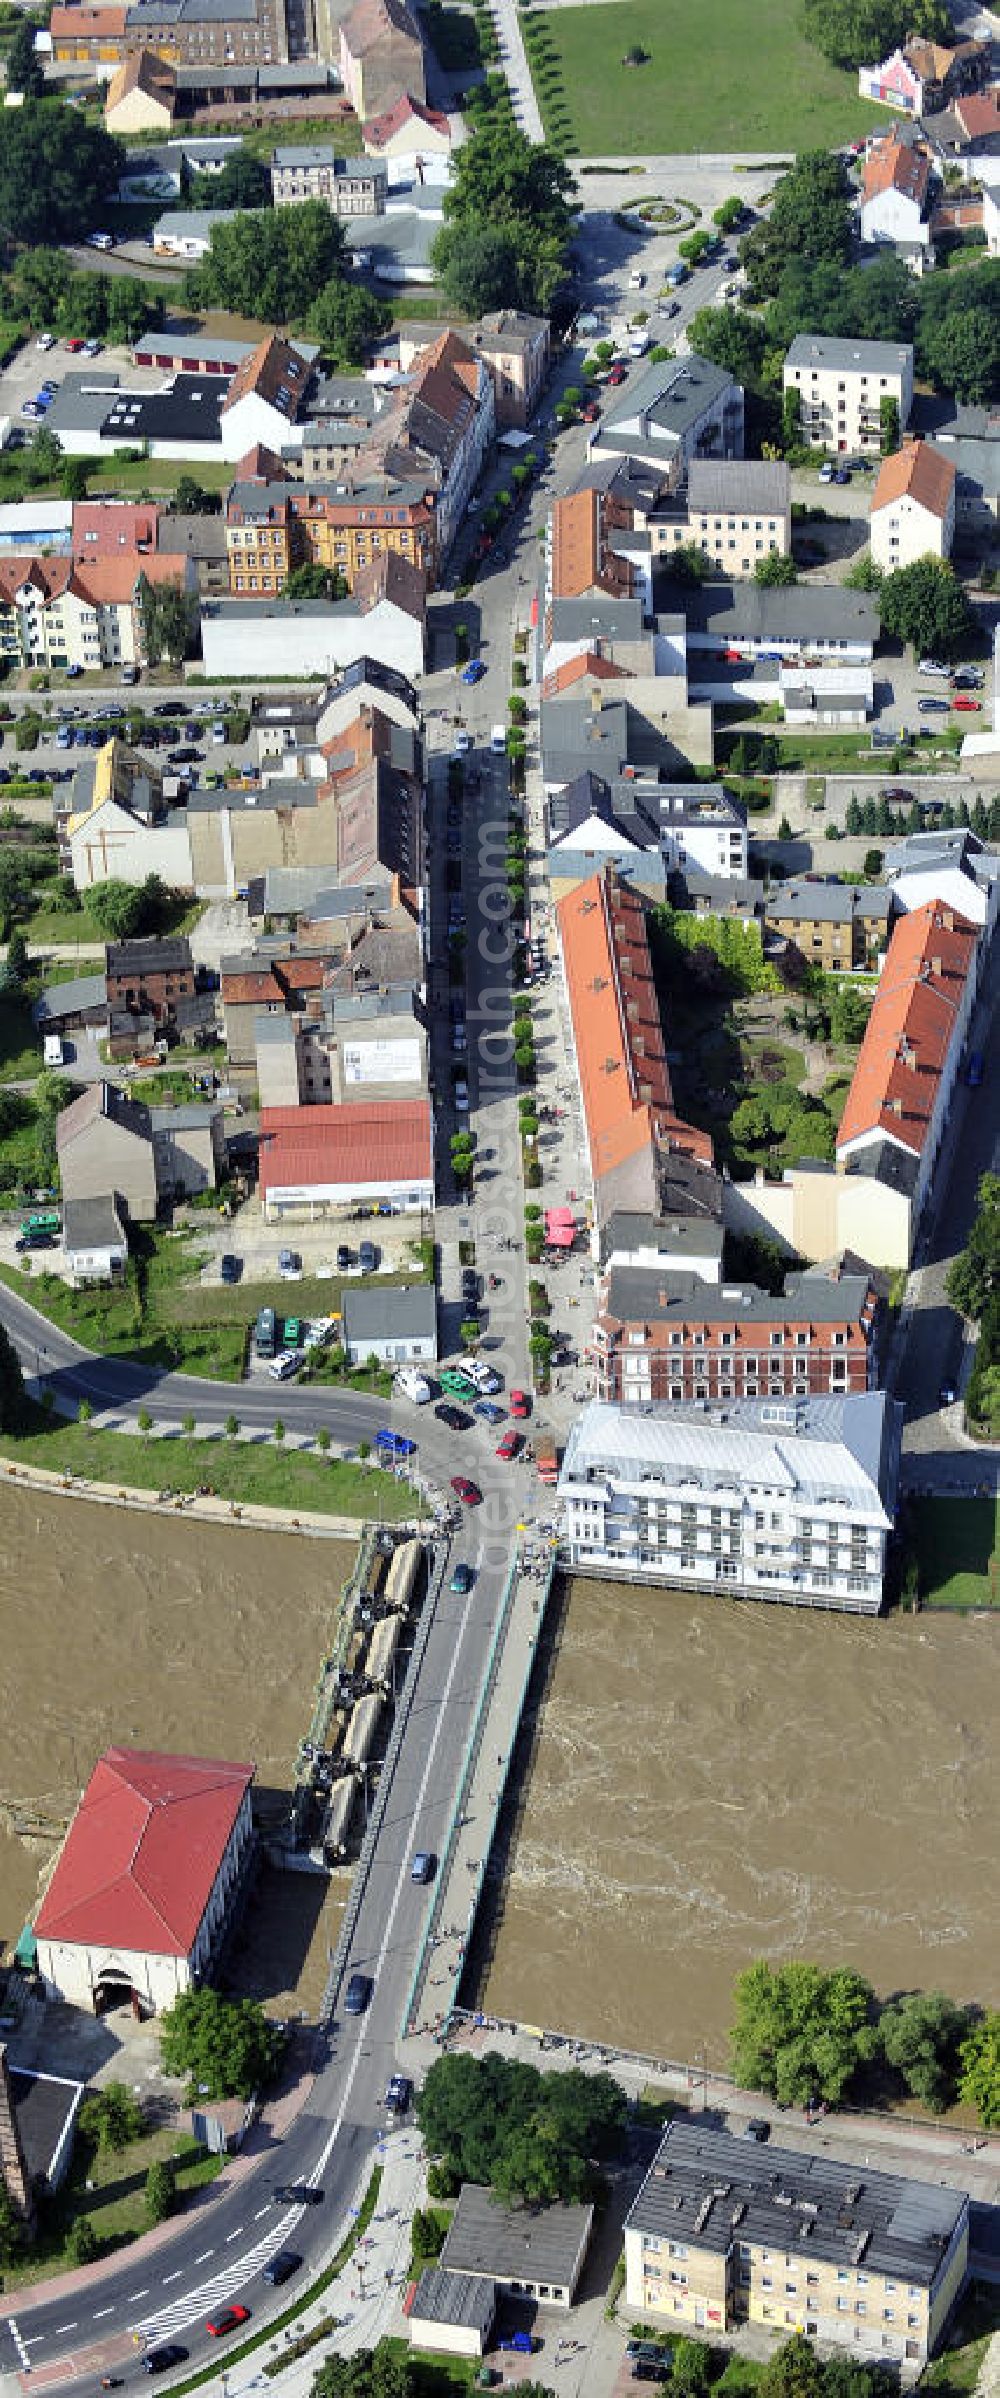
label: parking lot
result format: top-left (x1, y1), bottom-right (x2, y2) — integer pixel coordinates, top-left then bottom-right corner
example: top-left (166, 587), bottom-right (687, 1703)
top-left (0, 334), bottom-right (162, 438)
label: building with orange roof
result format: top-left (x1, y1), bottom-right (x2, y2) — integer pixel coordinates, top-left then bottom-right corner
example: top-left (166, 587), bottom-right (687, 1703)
top-left (859, 136), bottom-right (935, 260)
top-left (0, 551), bottom-right (190, 674)
top-left (870, 440), bottom-right (956, 569)
top-left (258, 1098), bottom-right (433, 1219)
top-left (362, 91), bottom-right (452, 156)
top-left (547, 487), bottom-right (635, 606)
top-left (50, 3), bottom-right (128, 63)
top-left (336, 0), bottom-right (425, 118)
top-left (103, 45), bottom-right (176, 130)
top-left (835, 898), bottom-right (978, 1222)
top-left (556, 867), bottom-right (713, 1228)
top-left (220, 335), bottom-right (315, 463)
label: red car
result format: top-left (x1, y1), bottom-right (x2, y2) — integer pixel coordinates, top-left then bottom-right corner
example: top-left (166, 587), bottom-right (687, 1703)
top-left (606, 364), bottom-right (628, 385)
top-left (496, 1430), bottom-right (523, 1461)
top-left (451, 1475), bottom-right (482, 1506)
top-left (580, 401), bottom-right (600, 423)
top-left (509, 1389), bottom-right (530, 1420)
top-left (66, 337), bottom-right (84, 353)
top-left (207, 2307), bottom-right (251, 2339)
top-left (952, 696), bottom-right (981, 711)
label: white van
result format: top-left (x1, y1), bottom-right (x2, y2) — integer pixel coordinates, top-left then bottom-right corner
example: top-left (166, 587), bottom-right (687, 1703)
top-left (393, 1366), bottom-right (431, 1405)
top-left (490, 725), bottom-right (506, 754)
top-left (43, 1033), bottom-right (64, 1067)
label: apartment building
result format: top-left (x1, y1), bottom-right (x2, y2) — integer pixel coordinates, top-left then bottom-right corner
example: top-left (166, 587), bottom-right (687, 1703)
top-left (835, 898), bottom-right (979, 1227)
top-left (270, 146), bottom-right (387, 216)
top-left (202, 548), bottom-right (426, 680)
top-left (0, 553), bottom-right (190, 674)
top-left (859, 138), bottom-right (935, 263)
top-left (593, 1267), bottom-right (881, 1404)
top-left (50, 5), bottom-right (128, 66)
top-left (625, 2122), bottom-right (968, 2369)
top-left (591, 354), bottom-right (745, 476)
top-left (224, 468), bottom-right (438, 594)
top-left (123, 0), bottom-right (287, 67)
top-left (471, 310), bottom-right (550, 432)
top-left (683, 459), bottom-right (792, 575)
top-left (765, 876), bottom-right (891, 971)
top-left (337, 0), bottom-right (426, 116)
top-left (557, 1391), bottom-right (902, 1612)
top-left (869, 440), bottom-right (956, 570)
top-left (106, 935), bottom-right (197, 1030)
top-left (783, 336), bottom-right (914, 454)
top-left (375, 327), bottom-right (494, 554)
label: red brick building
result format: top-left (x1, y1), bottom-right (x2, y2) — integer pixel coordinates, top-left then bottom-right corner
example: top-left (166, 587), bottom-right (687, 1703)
top-left (593, 1266), bottom-right (880, 1405)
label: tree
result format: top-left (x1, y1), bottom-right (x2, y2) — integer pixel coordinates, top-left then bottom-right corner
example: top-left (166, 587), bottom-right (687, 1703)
top-left (27, 426), bottom-right (63, 485)
top-left (755, 551), bottom-right (798, 586)
top-left (5, 929), bottom-right (28, 985)
top-left (879, 395), bottom-right (899, 455)
top-left (946, 1172), bottom-right (999, 1321)
top-left (686, 303), bottom-right (767, 392)
top-left (828, 984), bottom-right (871, 1044)
top-left (78, 2080), bottom-right (143, 2152)
top-left (958, 2013), bottom-right (1000, 2129)
top-left (225, 1412), bottom-right (240, 1438)
top-left (879, 1990), bottom-right (971, 2112)
top-left (106, 277), bottom-right (153, 349)
top-left (762, 2336), bottom-right (823, 2398)
top-left (65, 2215), bottom-right (99, 2265)
top-left (671, 2343), bottom-right (711, 2398)
top-left (845, 550), bottom-right (882, 592)
top-left (432, 116), bottom-right (574, 314)
top-left (713, 197), bottom-right (743, 233)
top-left (188, 200), bottom-right (345, 321)
top-left (416, 2053), bottom-right (626, 2205)
top-left (11, 246), bottom-right (74, 326)
top-left (431, 220), bottom-right (525, 316)
top-left (311, 2347), bottom-right (414, 2398)
top-left (145, 2158), bottom-right (175, 2224)
top-left (5, 15), bottom-right (45, 96)
top-left (136, 575), bottom-right (198, 667)
top-left (171, 474), bottom-right (222, 518)
top-left (282, 562), bottom-right (350, 603)
top-left (781, 385), bottom-right (800, 449)
top-left (879, 557), bottom-right (976, 663)
top-left (308, 273), bottom-right (391, 369)
top-left (85, 880), bottom-right (145, 940)
top-left (740, 153), bottom-right (852, 300)
top-left (159, 1989), bottom-right (277, 2100)
top-left (0, 2182), bottom-right (26, 2267)
top-left (188, 151), bottom-right (272, 211)
top-left (669, 542), bottom-right (710, 586)
top-left (0, 106), bottom-right (123, 245)
top-left (803, 0), bottom-right (946, 67)
top-left (61, 457), bottom-right (91, 502)
top-left (272, 1417), bottom-right (285, 1444)
top-left (731, 1960), bottom-right (878, 2107)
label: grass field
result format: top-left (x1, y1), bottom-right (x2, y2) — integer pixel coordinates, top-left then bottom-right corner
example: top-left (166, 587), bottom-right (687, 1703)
top-left (907, 1496), bottom-right (1000, 1610)
top-left (10, 1419), bottom-right (420, 1518)
top-left (537, 0), bottom-right (893, 154)
top-left (4, 2130), bottom-right (223, 2290)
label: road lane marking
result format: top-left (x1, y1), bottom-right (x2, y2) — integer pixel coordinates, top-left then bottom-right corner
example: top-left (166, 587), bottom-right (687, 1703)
top-left (8, 2321), bottom-right (31, 2367)
top-left (54, 2323), bottom-right (77, 2333)
top-left (225, 2229), bottom-right (243, 2242)
top-left (253, 2207), bottom-right (269, 2220)
top-left (128, 2291), bottom-right (149, 2302)
top-left (93, 2308), bottom-right (114, 2319)
top-left (194, 2251), bottom-right (214, 2263)
top-left (163, 2273), bottom-right (182, 2285)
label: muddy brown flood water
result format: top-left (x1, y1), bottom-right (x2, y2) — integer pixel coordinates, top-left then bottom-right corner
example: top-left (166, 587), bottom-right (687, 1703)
top-left (0, 1488), bottom-right (356, 2013)
top-left (481, 1577), bottom-right (1000, 2065)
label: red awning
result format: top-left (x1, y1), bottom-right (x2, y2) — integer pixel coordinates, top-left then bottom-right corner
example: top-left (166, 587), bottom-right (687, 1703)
top-left (546, 1206), bottom-right (576, 1225)
top-left (530, 594), bottom-right (538, 627)
top-left (545, 1225), bottom-right (575, 1247)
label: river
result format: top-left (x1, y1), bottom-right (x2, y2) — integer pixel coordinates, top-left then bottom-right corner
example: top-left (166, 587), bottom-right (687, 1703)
top-left (0, 1486), bottom-right (357, 2012)
top-left (479, 1576), bottom-right (1000, 2064)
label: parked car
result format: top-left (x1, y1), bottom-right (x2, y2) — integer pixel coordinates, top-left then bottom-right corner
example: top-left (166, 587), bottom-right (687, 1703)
top-left (451, 1475), bottom-right (482, 1505)
top-left (952, 667), bottom-right (983, 689)
top-left (818, 462), bottom-right (834, 482)
top-left (744, 2117), bottom-right (771, 2141)
top-left (35, 331), bottom-right (54, 351)
top-left (917, 657), bottom-right (950, 678)
top-left (460, 659), bottom-right (486, 685)
top-left (278, 1247), bottom-right (301, 1276)
top-left (952, 696), bottom-right (981, 712)
top-left (267, 1352), bottom-right (300, 1380)
top-left (358, 1238), bottom-right (378, 1274)
top-left (336, 1243), bottom-right (352, 1271)
top-left (496, 1430), bottom-right (522, 1461)
top-left (918, 697), bottom-right (950, 714)
top-left (509, 1389), bottom-right (530, 1419)
top-left (474, 1400), bottom-right (505, 1426)
top-left (452, 731), bottom-right (473, 756)
top-left (262, 2251), bottom-right (301, 2286)
top-left (220, 1253), bottom-right (242, 1284)
top-left (207, 2307), bottom-right (251, 2339)
top-left (435, 1402), bottom-right (472, 1431)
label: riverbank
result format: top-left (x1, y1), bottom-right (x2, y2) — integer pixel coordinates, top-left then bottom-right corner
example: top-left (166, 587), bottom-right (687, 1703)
top-left (2, 1420), bottom-right (421, 1531)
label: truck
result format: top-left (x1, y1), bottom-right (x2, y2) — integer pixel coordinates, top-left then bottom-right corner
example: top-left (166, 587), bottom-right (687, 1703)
top-left (535, 1436), bottom-right (561, 1487)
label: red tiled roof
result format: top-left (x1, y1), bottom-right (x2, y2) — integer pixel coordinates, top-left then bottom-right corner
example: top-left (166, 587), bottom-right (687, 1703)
top-left (556, 867), bottom-right (713, 1190)
top-left (35, 1748), bottom-right (254, 1958)
top-left (73, 500), bottom-right (159, 557)
top-left (541, 651), bottom-right (627, 700)
top-left (51, 5), bottom-right (128, 35)
top-left (222, 334), bottom-right (311, 423)
top-left (221, 956), bottom-right (326, 1006)
top-left (871, 440), bottom-right (956, 520)
top-left (836, 899), bottom-right (977, 1159)
top-left (73, 553), bottom-right (184, 606)
top-left (955, 91), bottom-right (1000, 137)
top-left (862, 138), bottom-right (931, 207)
top-left (363, 92), bottom-right (450, 146)
top-left (259, 1100), bottom-right (432, 1195)
top-left (0, 557), bottom-right (74, 607)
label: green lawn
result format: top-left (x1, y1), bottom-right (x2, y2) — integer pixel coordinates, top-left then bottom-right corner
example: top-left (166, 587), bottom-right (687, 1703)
top-left (534, 0), bottom-right (891, 153)
top-left (4, 2129), bottom-right (223, 2290)
top-left (907, 1497), bottom-right (1000, 1611)
top-left (923, 2287), bottom-right (1000, 2397)
top-left (11, 1419), bottom-right (421, 1519)
top-left (0, 987), bottom-right (46, 1082)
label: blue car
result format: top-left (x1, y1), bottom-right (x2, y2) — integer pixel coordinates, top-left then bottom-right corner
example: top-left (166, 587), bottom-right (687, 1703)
top-left (474, 1399), bottom-right (505, 1425)
top-left (376, 1429), bottom-right (417, 1459)
top-left (461, 659), bottom-right (486, 685)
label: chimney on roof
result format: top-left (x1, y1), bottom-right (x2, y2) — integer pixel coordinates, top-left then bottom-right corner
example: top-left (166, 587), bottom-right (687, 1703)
top-left (931, 954), bottom-right (942, 974)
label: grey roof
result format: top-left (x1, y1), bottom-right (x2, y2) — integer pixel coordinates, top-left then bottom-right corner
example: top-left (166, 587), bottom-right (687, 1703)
top-left (561, 1393), bottom-right (901, 1519)
top-left (150, 1102), bottom-right (220, 1133)
top-left (128, 0), bottom-right (259, 22)
top-left (627, 2121), bottom-right (965, 2285)
top-left (410, 2268), bottom-right (496, 2335)
top-left (603, 1266), bottom-right (875, 1329)
top-left (440, 2183), bottom-right (594, 2291)
top-left (341, 1282), bottom-right (436, 1343)
top-left (599, 352), bottom-right (738, 443)
top-left (203, 594), bottom-right (365, 626)
top-left (34, 973), bottom-right (107, 1025)
top-left (547, 595), bottom-right (646, 647)
top-left (767, 877), bottom-right (892, 924)
top-left (601, 1202), bottom-right (725, 1266)
top-left (273, 142), bottom-right (336, 166)
top-left (680, 866), bottom-right (764, 912)
top-left (62, 1195), bottom-right (127, 1253)
top-left (842, 1135), bottom-right (921, 1197)
top-left (669, 580), bottom-right (878, 646)
top-left (345, 208), bottom-right (440, 273)
top-left (153, 209), bottom-right (237, 241)
top-left (884, 826), bottom-right (993, 879)
top-left (687, 458), bottom-right (790, 515)
top-left (784, 333), bottom-right (914, 377)
top-left (45, 373), bottom-right (124, 441)
top-left (188, 778), bottom-right (319, 814)
top-left (107, 936), bottom-right (192, 977)
top-left (927, 433), bottom-right (1000, 498)
top-left (548, 846), bottom-right (668, 894)
top-left (260, 867), bottom-right (394, 916)
top-left (254, 1010), bottom-right (298, 1048)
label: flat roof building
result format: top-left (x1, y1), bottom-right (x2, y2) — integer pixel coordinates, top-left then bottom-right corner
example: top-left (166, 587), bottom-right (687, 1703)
top-left (625, 2120), bottom-right (968, 2369)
